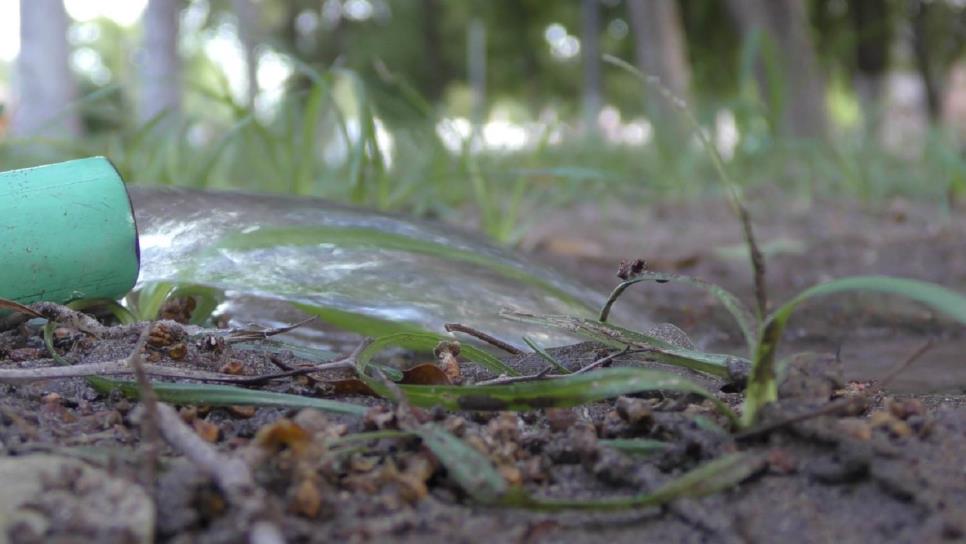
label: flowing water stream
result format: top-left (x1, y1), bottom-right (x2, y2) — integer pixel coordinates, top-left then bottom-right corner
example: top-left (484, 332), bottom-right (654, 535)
top-left (129, 186), bottom-right (639, 351)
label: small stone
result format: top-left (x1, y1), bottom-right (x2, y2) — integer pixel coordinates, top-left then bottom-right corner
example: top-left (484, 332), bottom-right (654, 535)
top-left (167, 342), bottom-right (187, 361)
top-left (766, 448), bottom-right (798, 474)
top-left (868, 411), bottom-right (896, 429)
top-left (178, 406), bottom-right (198, 423)
top-left (363, 406), bottom-right (396, 430)
top-left (615, 396), bottom-right (653, 428)
top-left (290, 479), bottom-right (322, 518)
top-left (498, 464), bottom-right (524, 486)
top-left (8, 347), bottom-right (44, 362)
top-left (226, 405), bottom-right (256, 419)
top-left (545, 408), bottom-right (577, 433)
top-left (887, 398), bottom-right (925, 420)
top-left (837, 418), bottom-right (872, 441)
top-left (192, 419), bottom-right (221, 443)
top-left (219, 360), bottom-right (245, 375)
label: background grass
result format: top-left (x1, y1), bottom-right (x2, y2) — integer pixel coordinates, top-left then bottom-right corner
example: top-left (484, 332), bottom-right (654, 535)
top-left (2, 61), bottom-right (963, 247)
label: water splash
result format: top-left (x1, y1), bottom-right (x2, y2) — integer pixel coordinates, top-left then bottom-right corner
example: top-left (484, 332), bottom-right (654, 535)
top-left (130, 186), bottom-right (620, 351)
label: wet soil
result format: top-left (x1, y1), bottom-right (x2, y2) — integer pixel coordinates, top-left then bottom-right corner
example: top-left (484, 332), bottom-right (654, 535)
top-left (0, 193), bottom-right (963, 543)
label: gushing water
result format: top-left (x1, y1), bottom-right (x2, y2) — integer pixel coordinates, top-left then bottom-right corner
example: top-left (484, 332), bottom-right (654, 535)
top-left (130, 186), bottom-right (620, 350)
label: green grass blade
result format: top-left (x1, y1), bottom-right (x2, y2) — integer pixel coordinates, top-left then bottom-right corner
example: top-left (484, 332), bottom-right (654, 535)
top-left (603, 271), bottom-right (758, 354)
top-left (87, 378), bottom-right (368, 416)
top-left (743, 275), bottom-right (966, 426)
top-left (295, 80), bottom-right (329, 195)
top-left (507, 452), bottom-right (764, 510)
top-left (232, 339), bottom-right (340, 363)
top-left (522, 336), bottom-right (572, 374)
top-left (416, 421), bottom-right (758, 510)
top-left (503, 312), bottom-right (747, 379)
top-left (414, 423), bottom-right (509, 504)
top-left (360, 367), bottom-right (738, 425)
top-left (599, 438), bottom-right (671, 457)
top-left (133, 282), bottom-right (177, 321)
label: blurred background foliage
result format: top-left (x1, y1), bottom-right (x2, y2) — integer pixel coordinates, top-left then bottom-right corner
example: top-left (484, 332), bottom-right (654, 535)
top-left (1, 0), bottom-right (965, 243)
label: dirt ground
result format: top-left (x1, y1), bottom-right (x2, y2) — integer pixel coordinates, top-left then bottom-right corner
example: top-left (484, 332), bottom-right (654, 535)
top-left (526, 190), bottom-right (966, 392)
top-left (0, 192), bottom-right (963, 543)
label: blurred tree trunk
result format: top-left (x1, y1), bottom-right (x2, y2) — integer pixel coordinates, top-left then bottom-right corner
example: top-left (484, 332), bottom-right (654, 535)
top-left (725, 0), bottom-right (828, 140)
top-left (850, 0), bottom-right (895, 131)
top-left (421, 0), bottom-right (448, 103)
top-left (907, 0), bottom-right (966, 123)
top-left (627, 0), bottom-right (691, 100)
top-left (139, 0), bottom-right (182, 123)
top-left (233, 0), bottom-right (260, 109)
top-left (910, 1), bottom-right (940, 121)
top-left (507, 2), bottom-right (542, 112)
top-left (468, 18), bottom-right (486, 129)
top-left (581, 0), bottom-right (602, 134)
top-left (11, 0), bottom-right (80, 137)
top-left (626, 0), bottom-right (691, 144)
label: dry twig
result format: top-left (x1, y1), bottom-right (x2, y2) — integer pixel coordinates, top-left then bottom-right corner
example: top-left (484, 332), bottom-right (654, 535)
top-left (224, 317), bottom-right (318, 344)
top-left (474, 346), bottom-right (638, 385)
top-left (127, 327), bottom-right (162, 492)
top-left (155, 402), bottom-right (284, 543)
top-left (444, 323), bottom-right (522, 355)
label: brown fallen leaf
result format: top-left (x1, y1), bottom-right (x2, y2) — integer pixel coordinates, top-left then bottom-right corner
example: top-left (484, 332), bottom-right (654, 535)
top-left (327, 362), bottom-right (452, 396)
top-left (402, 363), bottom-right (452, 385)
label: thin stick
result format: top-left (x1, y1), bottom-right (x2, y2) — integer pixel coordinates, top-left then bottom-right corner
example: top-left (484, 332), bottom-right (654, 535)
top-left (572, 346), bottom-right (633, 375)
top-left (444, 323), bottom-right (522, 355)
top-left (31, 301), bottom-right (111, 335)
top-left (224, 317), bottom-right (318, 344)
top-left (155, 402), bottom-right (284, 543)
top-left (474, 347), bottom-right (640, 385)
top-left (127, 326), bottom-right (161, 492)
top-left (876, 340), bottom-right (934, 389)
top-left (0, 356), bottom-right (359, 385)
top-left (474, 366), bottom-right (553, 386)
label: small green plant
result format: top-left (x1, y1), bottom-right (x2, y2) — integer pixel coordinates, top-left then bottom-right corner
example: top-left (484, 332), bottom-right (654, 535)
top-left (597, 56), bottom-right (966, 427)
top-left (593, 270), bottom-right (966, 427)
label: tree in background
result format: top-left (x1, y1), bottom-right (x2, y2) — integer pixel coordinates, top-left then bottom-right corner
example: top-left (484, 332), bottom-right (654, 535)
top-left (11, 0), bottom-right (80, 137)
top-left (848, 0), bottom-right (897, 131)
top-left (725, 0), bottom-right (829, 140)
top-left (139, 0), bottom-right (182, 123)
top-left (627, 0), bottom-right (691, 108)
top-left (909, 0), bottom-right (966, 123)
top-left (581, 0), bottom-right (602, 133)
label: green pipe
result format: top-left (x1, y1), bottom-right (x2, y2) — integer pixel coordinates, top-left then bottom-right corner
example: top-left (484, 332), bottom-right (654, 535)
top-left (0, 157), bottom-right (139, 306)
